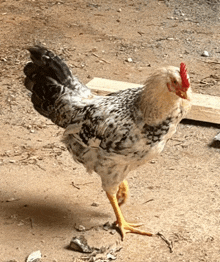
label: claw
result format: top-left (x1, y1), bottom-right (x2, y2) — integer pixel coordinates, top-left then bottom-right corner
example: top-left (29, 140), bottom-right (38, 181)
top-left (119, 221), bottom-right (152, 240)
top-left (106, 191), bottom-right (152, 240)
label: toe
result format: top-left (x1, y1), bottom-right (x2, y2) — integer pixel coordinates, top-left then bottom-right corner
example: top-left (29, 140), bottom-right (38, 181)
top-left (119, 222), bottom-right (152, 239)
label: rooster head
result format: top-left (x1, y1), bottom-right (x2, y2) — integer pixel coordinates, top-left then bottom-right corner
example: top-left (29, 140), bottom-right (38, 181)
top-left (167, 63), bottom-right (190, 99)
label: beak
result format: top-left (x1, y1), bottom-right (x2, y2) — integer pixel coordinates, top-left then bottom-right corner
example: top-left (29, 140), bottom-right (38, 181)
top-left (176, 90), bottom-right (188, 100)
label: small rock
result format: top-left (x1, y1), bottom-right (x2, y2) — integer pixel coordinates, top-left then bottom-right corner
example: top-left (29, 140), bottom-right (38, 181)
top-left (6, 197), bottom-right (20, 202)
top-left (117, 8), bottom-right (122, 12)
top-left (214, 133), bottom-right (220, 141)
top-left (91, 47), bottom-right (98, 52)
top-left (9, 160), bottom-right (16, 163)
top-left (75, 224), bottom-right (86, 231)
top-left (103, 221), bottom-right (112, 231)
top-left (126, 57), bottom-right (133, 63)
top-left (98, 246), bottom-right (107, 254)
top-left (26, 250), bottom-right (42, 262)
top-left (202, 51), bottom-right (209, 57)
top-left (30, 130), bottom-right (35, 133)
top-left (91, 202), bottom-right (99, 207)
top-left (69, 235), bottom-right (94, 253)
top-left (107, 253), bottom-right (117, 260)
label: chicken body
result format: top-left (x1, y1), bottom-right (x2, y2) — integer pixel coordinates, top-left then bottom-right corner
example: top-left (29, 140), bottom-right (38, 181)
top-left (63, 86), bottom-right (188, 194)
top-left (24, 46), bottom-right (192, 239)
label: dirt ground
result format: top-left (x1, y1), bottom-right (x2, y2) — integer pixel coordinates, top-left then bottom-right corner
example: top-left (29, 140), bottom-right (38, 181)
top-left (0, 0), bottom-right (220, 261)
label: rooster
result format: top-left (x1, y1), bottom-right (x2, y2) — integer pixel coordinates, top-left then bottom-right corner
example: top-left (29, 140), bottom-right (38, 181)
top-left (24, 46), bottom-right (192, 240)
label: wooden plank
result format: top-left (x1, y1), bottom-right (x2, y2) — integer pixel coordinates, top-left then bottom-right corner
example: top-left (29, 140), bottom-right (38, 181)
top-left (87, 77), bottom-right (220, 124)
top-left (87, 77), bottom-right (140, 95)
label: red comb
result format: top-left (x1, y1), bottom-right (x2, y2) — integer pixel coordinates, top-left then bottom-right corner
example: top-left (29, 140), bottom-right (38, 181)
top-left (180, 63), bottom-right (190, 91)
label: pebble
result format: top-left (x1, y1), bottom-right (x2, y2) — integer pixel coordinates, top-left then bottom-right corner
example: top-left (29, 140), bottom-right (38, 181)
top-left (75, 224), bottom-right (86, 231)
top-left (91, 202), bottom-right (99, 207)
top-left (202, 50), bottom-right (209, 57)
top-left (26, 250), bottom-right (42, 262)
top-left (126, 57), bottom-right (133, 63)
top-left (69, 235), bottom-right (94, 253)
top-left (17, 221), bottom-right (24, 226)
top-left (214, 133), bottom-right (220, 141)
top-left (6, 197), bottom-right (19, 202)
top-left (103, 221), bottom-right (112, 231)
top-left (107, 253), bottom-right (116, 260)
top-left (91, 47), bottom-right (97, 52)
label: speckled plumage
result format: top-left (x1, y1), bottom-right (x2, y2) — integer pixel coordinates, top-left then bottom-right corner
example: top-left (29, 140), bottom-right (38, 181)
top-left (24, 46), bottom-right (192, 196)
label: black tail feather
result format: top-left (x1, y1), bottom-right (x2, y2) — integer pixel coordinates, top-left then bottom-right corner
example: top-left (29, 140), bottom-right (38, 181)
top-left (24, 45), bottom-right (73, 88)
top-left (24, 45), bottom-right (91, 128)
top-left (23, 46), bottom-right (72, 123)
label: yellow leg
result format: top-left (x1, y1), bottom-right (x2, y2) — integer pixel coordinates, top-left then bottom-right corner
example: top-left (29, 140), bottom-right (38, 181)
top-left (115, 180), bottom-right (142, 226)
top-left (106, 191), bottom-right (152, 240)
top-left (116, 180), bottom-right (129, 206)
top-left (115, 180), bottom-right (142, 227)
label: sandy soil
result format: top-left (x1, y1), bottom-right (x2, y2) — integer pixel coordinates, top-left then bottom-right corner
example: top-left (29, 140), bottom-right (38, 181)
top-left (0, 0), bottom-right (220, 261)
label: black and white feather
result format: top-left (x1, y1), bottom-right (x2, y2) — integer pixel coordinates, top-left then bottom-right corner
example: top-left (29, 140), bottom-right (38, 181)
top-left (24, 46), bottom-right (192, 194)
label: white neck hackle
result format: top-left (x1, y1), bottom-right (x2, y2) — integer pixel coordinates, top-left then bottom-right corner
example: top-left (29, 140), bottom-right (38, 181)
top-left (140, 66), bottom-right (192, 126)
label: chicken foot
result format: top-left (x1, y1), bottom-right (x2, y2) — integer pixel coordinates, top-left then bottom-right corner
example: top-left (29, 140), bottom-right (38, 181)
top-left (106, 188), bottom-right (152, 240)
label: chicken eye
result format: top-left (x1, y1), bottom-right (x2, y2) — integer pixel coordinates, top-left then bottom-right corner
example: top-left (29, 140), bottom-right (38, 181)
top-left (173, 80), bottom-right (177, 84)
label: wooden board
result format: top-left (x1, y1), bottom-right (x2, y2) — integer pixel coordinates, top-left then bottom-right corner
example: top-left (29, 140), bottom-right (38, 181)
top-left (87, 77), bottom-right (220, 124)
